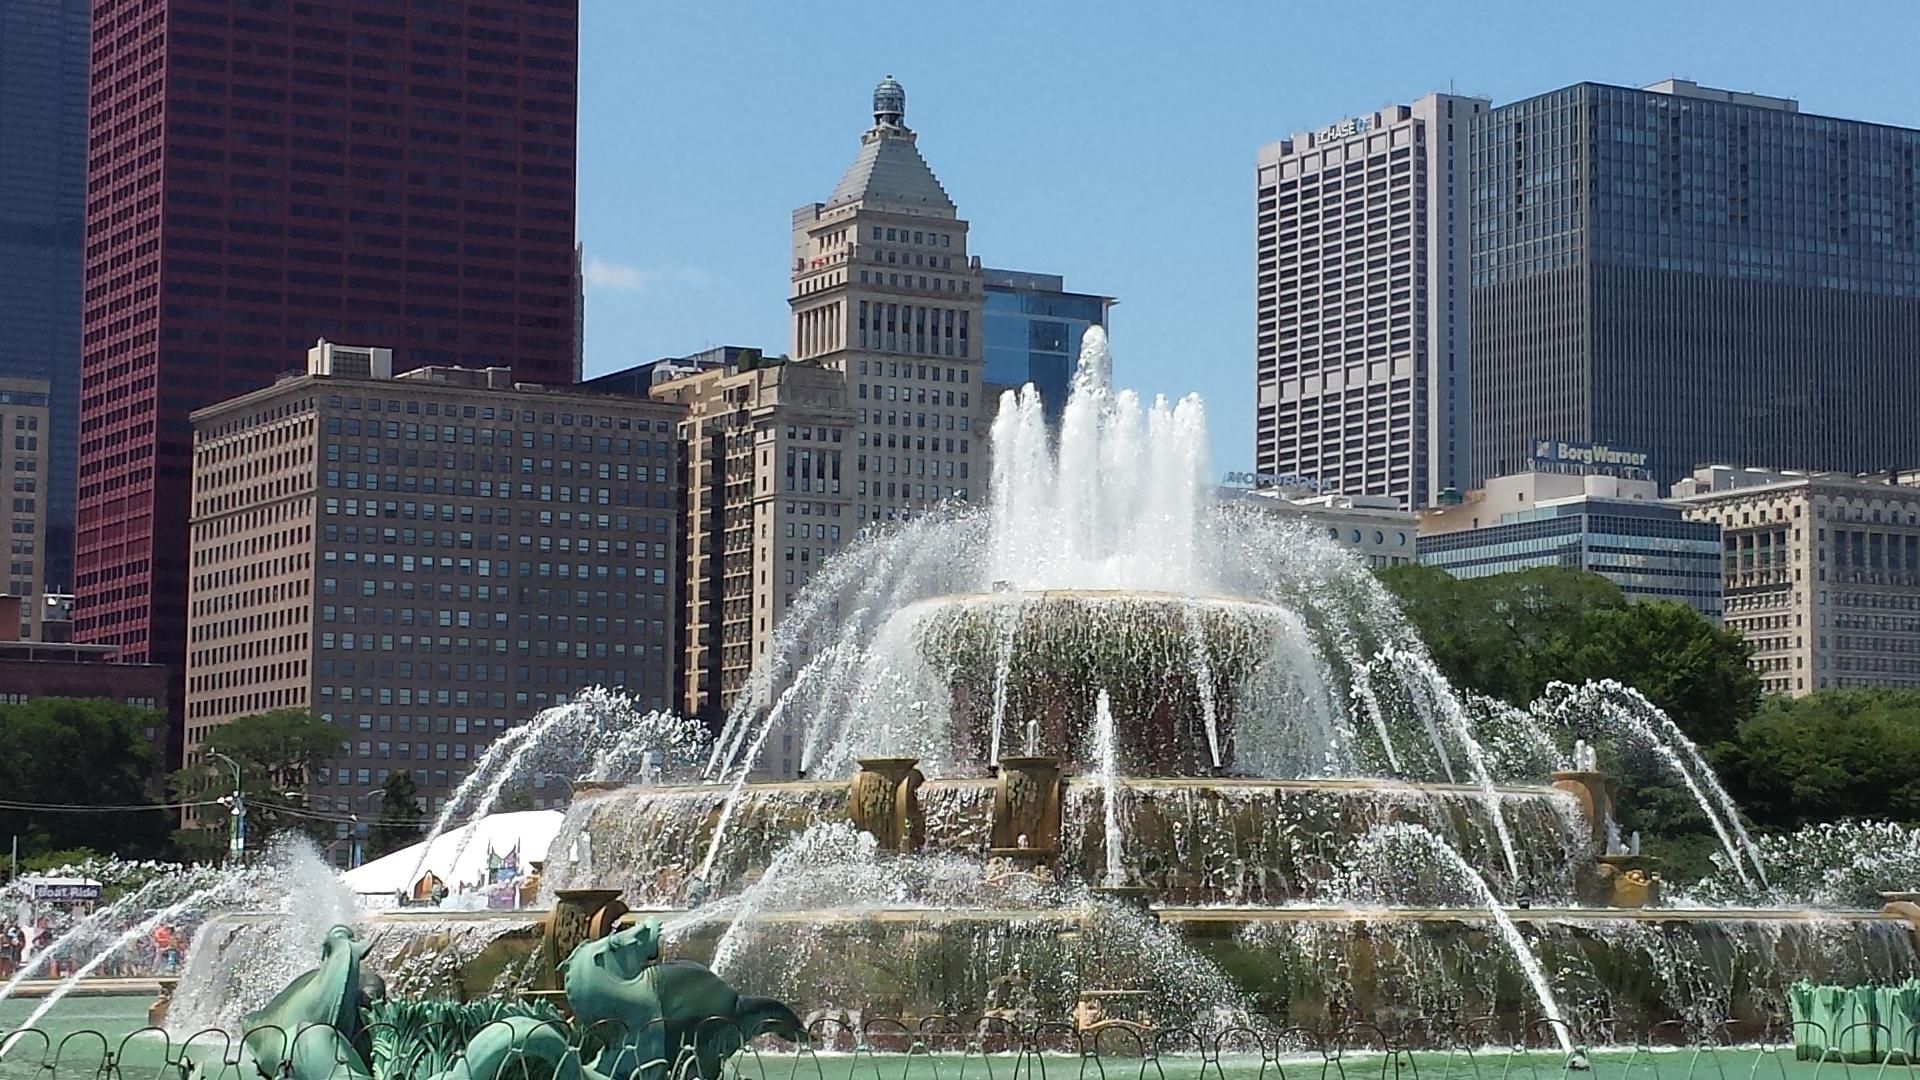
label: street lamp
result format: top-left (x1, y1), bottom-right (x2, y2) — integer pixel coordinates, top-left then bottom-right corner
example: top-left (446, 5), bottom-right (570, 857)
top-left (206, 751), bottom-right (245, 863)
top-left (350, 789), bottom-right (387, 869)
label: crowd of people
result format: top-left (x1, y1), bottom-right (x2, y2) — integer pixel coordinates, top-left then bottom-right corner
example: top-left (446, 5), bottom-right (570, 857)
top-left (0, 911), bottom-right (189, 981)
top-left (0, 919), bottom-right (50, 980)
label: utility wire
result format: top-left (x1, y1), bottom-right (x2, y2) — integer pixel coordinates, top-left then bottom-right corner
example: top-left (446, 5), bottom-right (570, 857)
top-left (0, 797), bottom-right (221, 813)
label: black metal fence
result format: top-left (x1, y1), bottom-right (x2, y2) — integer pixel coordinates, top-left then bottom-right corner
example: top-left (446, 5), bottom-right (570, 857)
top-left (3, 1015), bottom-right (1916, 1080)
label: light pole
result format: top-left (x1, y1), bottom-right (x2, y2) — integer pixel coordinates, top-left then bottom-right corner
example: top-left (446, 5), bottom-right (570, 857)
top-left (207, 751), bottom-right (245, 864)
top-left (351, 789), bottom-right (386, 869)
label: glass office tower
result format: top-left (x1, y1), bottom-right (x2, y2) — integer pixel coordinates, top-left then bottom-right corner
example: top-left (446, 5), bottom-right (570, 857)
top-left (981, 269), bottom-right (1113, 425)
top-left (0, 0), bottom-right (87, 596)
top-left (1471, 80), bottom-right (1920, 487)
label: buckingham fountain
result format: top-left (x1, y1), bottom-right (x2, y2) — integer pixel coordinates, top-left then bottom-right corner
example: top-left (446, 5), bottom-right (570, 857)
top-left (18, 328), bottom-right (1919, 1063)
top-left (524, 328), bottom-right (1914, 1040)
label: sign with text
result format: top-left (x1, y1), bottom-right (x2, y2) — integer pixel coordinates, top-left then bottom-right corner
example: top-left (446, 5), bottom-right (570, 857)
top-left (1223, 470), bottom-right (1325, 492)
top-left (1530, 440), bottom-right (1652, 471)
top-left (1317, 117), bottom-right (1369, 143)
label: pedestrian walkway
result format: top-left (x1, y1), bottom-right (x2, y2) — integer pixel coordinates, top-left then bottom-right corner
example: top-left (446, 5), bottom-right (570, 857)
top-left (3, 978), bottom-right (160, 1000)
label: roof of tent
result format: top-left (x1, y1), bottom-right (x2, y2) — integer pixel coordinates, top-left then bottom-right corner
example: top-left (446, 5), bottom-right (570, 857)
top-left (340, 810), bottom-right (562, 895)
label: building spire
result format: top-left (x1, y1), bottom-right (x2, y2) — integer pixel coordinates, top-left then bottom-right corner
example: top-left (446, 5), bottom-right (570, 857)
top-left (873, 75), bottom-right (905, 129)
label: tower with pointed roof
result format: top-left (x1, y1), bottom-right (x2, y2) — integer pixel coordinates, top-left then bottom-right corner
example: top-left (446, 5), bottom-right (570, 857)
top-left (791, 76), bottom-right (989, 528)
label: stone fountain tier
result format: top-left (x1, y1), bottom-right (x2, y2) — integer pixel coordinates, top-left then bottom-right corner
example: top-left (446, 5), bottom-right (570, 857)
top-left (904, 589), bottom-right (1314, 776)
top-left (178, 898), bottom-right (1920, 1043)
top-left (540, 776), bottom-right (1589, 908)
top-left (628, 904), bottom-right (1920, 1037)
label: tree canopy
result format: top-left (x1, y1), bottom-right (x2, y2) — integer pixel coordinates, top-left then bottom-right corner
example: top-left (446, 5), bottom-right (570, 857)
top-left (1718, 690), bottom-right (1920, 830)
top-left (1378, 564), bottom-right (1760, 742)
top-left (368, 770), bottom-right (426, 859)
top-left (171, 709), bottom-right (341, 857)
top-left (0, 697), bottom-right (170, 863)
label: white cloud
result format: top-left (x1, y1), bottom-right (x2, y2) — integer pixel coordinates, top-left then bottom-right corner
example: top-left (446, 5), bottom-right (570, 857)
top-left (582, 258), bottom-right (711, 292)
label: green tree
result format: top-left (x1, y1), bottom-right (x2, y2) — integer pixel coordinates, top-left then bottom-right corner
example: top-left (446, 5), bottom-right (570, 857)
top-left (1378, 564), bottom-right (1757, 739)
top-left (1378, 565), bottom-right (1632, 704)
top-left (0, 697), bottom-right (170, 862)
top-left (1717, 690), bottom-right (1920, 828)
top-left (368, 771), bottom-right (426, 859)
top-left (1378, 564), bottom-right (1761, 876)
top-left (1546, 602), bottom-right (1760, 746)
top-left (492, 783), bottom-right (536, 814)
top-left (171, 709), bottom-right (341, 856)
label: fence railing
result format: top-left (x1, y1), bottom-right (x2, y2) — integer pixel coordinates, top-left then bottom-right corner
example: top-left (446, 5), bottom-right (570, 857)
top-left (5, 1015), bottom-right (1918, 1080)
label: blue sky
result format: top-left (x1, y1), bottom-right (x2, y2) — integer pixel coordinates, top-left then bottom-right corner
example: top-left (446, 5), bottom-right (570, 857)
top-left (576, 0), bottom-right (1920, 471)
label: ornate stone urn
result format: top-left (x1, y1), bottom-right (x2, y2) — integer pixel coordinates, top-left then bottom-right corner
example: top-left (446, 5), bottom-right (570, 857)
top-left (847, 757), bottom-right (925, 853)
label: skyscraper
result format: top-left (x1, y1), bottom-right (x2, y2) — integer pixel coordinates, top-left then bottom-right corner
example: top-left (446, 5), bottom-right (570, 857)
top-left (1471, 80), bottom-right (1920, 488)
top-left (1255, 94), bottom-right (1486, 509)
top-left (0, 0), bottom-right (87, 600)
top-left (790, 76), bottom-right (991, 526)
top-left (980, 269), bottom-right (1114, 425)
top-left (649, 355), bottom-right (853, 740)
top-left (186, 343), bottom-right (682, 840)
top-left (79, 0), bottom-right (580, 759)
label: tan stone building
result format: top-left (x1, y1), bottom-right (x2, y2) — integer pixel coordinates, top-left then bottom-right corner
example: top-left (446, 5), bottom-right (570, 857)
top-left (0, 378), bottom-right (51, 640)
top-left (1673, 465), bottom-right (1920, 695)
top-left (790, 76), bottom-right (991, 524)
top-left (650, 78), bottom-right (996, 758)
top-left (1229, 489), bottom-right (1419, 568)
top-left (651, 357), bottom-right (852, 731)
top-left (187, 342), bottom-right (683, 825)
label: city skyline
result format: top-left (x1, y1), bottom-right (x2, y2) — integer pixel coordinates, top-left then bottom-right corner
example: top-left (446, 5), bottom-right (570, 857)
top-left (573, 0), bottom-right (1920, 474)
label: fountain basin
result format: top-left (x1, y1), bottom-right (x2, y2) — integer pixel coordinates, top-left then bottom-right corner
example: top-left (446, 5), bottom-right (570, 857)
top-left (543, 777), bottom-right (1586, 907)
top-left (669, 904), bottom-right (1915, 1036)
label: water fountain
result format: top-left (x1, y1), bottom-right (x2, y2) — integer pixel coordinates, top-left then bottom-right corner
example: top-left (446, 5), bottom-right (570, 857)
top-left (64, 327), bottom-right (1920, 1048)
top-left (515, 328), bottom-right (1917, 1037)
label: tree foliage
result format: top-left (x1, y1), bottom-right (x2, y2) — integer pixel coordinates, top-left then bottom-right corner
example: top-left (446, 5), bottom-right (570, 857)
top-left (0, 697), bottom-right (170, 862)
top-left (171, 709), bottom-right (341, 855)
top-left (1378, 565), bottom-right (1764, 871)
top-left (1719, 690), bottom-right (1920, 829)
top-left (368, 770), bottom-right (426, 859)
top-left (1378, 564), bottom-right (1760, 742)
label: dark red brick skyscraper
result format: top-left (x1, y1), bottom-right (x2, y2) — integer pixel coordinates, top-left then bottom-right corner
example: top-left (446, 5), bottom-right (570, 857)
top-left (79, 0), bottom-right (580, 761)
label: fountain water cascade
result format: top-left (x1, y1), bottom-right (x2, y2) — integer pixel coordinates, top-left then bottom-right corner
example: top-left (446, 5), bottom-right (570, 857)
top-left (162, 328), bottom-right (1918, 1043)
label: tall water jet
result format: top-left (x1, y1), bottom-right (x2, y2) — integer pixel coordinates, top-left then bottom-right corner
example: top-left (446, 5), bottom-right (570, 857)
top-left (1340, 824), bottom-right (1574, 1055)
top-left (1093, 689), bottom-right (1124, 887)
top-left (407, 687), bottom-right (706, 899)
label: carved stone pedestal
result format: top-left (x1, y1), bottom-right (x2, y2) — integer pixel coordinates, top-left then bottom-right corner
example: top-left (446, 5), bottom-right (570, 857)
top-left (1551, 769), bottom-right (1614, 849)
top-left (990, 756), bottom-right (1063, 863)
top-left (1593, 854), bottom-right (1663, 908)
top-left (542, 887), bottom-right (628, 988)
top-left (848, 757), bottom-right (925, 853)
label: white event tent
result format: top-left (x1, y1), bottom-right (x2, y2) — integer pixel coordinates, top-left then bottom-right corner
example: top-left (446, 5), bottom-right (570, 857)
top-left (341, 810), bottom-right (563, 904)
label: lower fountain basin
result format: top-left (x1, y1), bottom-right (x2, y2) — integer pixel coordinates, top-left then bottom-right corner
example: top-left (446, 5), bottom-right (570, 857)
top-left (649, 904), bottom-right (1917, 1037)
top-left (248, 903), bottom-right (1918, 1042)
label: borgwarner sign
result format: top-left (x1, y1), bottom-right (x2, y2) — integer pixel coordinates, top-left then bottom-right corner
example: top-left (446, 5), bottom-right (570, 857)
top-left (1531, 440), bottom-right (1652, 470)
